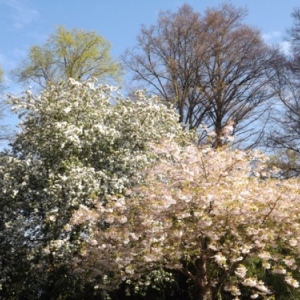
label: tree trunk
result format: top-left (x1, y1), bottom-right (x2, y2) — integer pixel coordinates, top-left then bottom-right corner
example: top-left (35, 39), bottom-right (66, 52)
top-left (198, 286), bottom-right (212, 300)
top-left (195, 251), bottom-right (212, 300)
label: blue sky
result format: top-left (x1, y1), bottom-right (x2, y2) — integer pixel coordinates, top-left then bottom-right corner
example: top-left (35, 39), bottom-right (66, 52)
top-left (0, 0), bottom-right (299, 140)
top-left (0, 0), bottom-right (299, 89)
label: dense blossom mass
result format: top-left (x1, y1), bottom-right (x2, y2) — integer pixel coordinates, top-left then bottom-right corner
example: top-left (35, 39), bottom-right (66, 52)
top-left (0, 78), bottom-right (192, 297)
top-left (1, 4), bottom-right (300, 298)
top-left (69, 139), bottom-right (300, 299)
top-left (1, 79), bottom-right (300, 299)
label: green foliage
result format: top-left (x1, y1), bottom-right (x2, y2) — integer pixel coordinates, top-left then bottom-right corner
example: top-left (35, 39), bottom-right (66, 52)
top-left (13, 26), bottom-right (122, 88)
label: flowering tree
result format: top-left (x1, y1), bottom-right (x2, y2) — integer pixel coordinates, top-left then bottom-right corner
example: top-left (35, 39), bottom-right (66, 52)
top-left (70, 140), bottom-right (300, 300)
top-left (0, 79), bottom-right (191, 297)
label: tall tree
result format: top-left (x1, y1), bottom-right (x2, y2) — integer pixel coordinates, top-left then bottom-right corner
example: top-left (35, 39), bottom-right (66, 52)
top-left (13, 26), bottom-right (122, 88)
top-left (123, 3), bottom-right (279, 148)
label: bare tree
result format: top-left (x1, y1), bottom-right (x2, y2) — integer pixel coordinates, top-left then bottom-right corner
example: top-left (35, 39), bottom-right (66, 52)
top-left (123, 3), bottom-right (279, 148)
top-left (266, 7), bottom-right (300, 177)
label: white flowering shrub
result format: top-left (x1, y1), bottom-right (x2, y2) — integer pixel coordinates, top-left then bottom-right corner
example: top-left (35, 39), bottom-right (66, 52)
top-left (70, 140), bottom-right (300, 299)
top-left (0, 79), bottom-right (192, 296)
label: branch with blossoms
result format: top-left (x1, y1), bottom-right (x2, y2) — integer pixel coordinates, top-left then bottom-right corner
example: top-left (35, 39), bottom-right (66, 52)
top-left (69, 139), bottom-right (300, 299)
top-left (197, 120), bottom-right (235, 148)
top-left (0, 78), bottom-right (197, 296)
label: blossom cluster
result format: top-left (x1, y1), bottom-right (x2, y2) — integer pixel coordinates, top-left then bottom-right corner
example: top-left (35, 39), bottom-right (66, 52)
top-left (0, 79), bottom-right (192, 291)
top-left (71, 140), bottom-right (300, 298)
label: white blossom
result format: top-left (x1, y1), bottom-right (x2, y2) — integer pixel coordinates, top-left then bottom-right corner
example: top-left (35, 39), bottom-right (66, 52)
top-left (235, 265), bottom-right (247, 278)
top-left (285, 275), bottom-right (299, 288)
top-left (3, 81), bottom-right (300, 297)
top-left (242, 277), bottom-right (257, 287)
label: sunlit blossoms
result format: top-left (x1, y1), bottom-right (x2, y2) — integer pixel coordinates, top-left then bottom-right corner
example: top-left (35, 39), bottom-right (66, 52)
top-left (70, 140), bottom-right (300, 299)
top-left (0, 78), bottom-right (192, 294)
top-left (2, 78), bottom-right (300, 299)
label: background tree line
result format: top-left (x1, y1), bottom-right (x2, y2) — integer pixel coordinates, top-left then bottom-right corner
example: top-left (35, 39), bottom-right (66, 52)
top-left (1, 2), bottom-right (300, 299)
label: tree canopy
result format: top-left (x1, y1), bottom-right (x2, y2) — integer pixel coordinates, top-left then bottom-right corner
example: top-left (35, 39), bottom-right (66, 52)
top-left (2, 78), bottom-right (300, 299)
top-left (3, 3), bottom-right (300, 300)
top-left (0, 78), bottom-right (191, 298)
top-left (69, 140), bottom-right (300, 299)
top-left (123, 4), bottom-right (279, 148)
top-left (13, 26), bottom-right (122, 88)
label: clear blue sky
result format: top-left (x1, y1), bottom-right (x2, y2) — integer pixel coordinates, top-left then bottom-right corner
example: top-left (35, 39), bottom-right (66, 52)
top-left (0, 0), bottom-right (299, 140)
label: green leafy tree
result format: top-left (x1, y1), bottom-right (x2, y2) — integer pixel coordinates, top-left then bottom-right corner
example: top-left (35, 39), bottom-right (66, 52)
top-left (0, 78), bottom-right (191, 298)
top-left (13, 26), bottom-right (122, 88)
